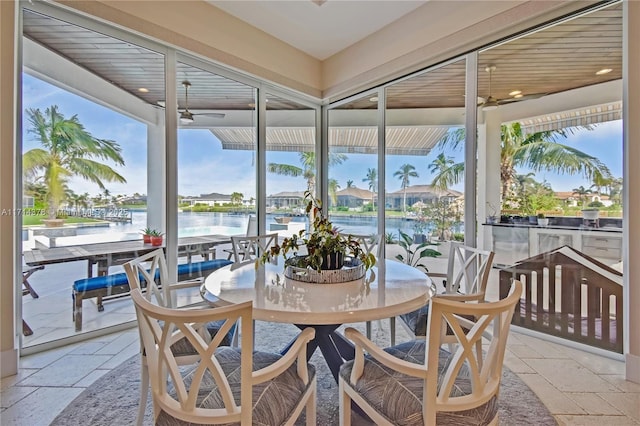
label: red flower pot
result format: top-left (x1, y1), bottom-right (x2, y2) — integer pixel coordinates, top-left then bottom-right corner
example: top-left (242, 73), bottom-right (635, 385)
top-left (150, 235), bottom-right (163, 246)
top-left (143, 234), bottom-right (151, 244)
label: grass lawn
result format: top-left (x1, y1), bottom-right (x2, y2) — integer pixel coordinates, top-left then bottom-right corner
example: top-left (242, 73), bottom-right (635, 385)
top-left (22, 215), bottom-right (106, 226)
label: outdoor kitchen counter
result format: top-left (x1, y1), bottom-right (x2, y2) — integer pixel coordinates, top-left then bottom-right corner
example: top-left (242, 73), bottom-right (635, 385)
top-left (484, 222), bottom-right (623, 267)
top-left (483, 222), bottom-right (623, 232)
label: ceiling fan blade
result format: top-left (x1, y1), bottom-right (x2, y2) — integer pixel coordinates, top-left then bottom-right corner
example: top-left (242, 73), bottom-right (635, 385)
top-left (480, 95), bottom-right (499, 110)
top-left (179, 109), bottom-right (194, 124)
top-left (192, 112), bottom-right (226, 118)
top-left (178, 80), bottom-right (225, 120)
top-left (497, 92), bottom-right (547, 105)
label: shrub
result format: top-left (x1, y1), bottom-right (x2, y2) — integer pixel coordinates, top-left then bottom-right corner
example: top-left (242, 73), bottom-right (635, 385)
top-left (385, 232), bottom-right (397, 244)
top-left (395, 230), bottom-right (441, 272)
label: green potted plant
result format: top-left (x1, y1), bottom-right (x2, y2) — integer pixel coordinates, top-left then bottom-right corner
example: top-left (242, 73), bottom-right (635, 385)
top-left (260, 191), bottom-right (376, 271)
top-left (486, 202), bottom-right (498, 224)
top-left (148, 229), bottom-right (164, 246)
top-left (395, 230), bottom-right (441, 272)
top-left (412, 217), bottom-right (428, 244)
top-left (537, 213), bottom-right (549, 227)
top-left (141, 227), bottom-right (154, 244)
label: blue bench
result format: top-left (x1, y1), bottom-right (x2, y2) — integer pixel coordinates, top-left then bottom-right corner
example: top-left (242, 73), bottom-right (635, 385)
top-left (72, 259), bottom-right (232, 331)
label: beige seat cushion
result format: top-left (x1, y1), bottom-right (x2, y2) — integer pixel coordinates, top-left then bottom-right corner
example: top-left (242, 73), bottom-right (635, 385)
top-left (157, 347), bottom-right (315, 426)
top-left (339, 340), bottom-right (497, 426)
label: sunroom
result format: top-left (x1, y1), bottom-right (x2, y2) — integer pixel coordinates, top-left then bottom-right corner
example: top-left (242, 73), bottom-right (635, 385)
top-left (1, 0), bottom-right (639, 424)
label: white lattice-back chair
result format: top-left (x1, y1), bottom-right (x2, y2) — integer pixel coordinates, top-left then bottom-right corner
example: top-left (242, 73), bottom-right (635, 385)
top-left (339, 280), bottom-right (522, 426)
top-left (131, 289), bottom-right (317, 425)
top-left (124, 249), bottom-right (171, 307)
top-left (230, 233), bottom-right (278, 264)
top-left (124, 249), bottom-right (234, 425)
top-left (346, 233), bottom-right (383, 259)
top-left (395, 242), bottom-right (495, 343)
top-left (228, 233), bottom-right (279, 346)
top-left (224, 215), bottom-right (258, 260)
top-left (343, 234), bottom-right (385, 340)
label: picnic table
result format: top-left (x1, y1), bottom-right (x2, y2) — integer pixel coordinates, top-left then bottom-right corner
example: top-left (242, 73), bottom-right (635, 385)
top-left (23, 234), bottom-right (231, 277)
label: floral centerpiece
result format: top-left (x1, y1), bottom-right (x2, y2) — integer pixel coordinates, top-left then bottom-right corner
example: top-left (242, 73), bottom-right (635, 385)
top-left (259, 191), bottom-right (376, 272)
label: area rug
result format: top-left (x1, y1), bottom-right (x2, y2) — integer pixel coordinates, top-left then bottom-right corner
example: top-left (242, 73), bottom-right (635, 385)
top-left (52, 321), bottom-right (556, 425)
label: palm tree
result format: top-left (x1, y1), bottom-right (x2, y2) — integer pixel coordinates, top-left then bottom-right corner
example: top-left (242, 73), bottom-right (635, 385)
top-left (64, 188), bottom-right (76, 210)
top-left (393, 164), bottom-right (419, 215)
top-left (346, 179), bottom-right (354, 188)
top-left (591, 169), bottom-right (613, 196)
top-left (362, 168), bottom-right (377, 208)
top-left (328, 179), bottom-right (340, 206)
top-left (102, 189), bottom-right (112, 206)
top-left (65, 188), bottom-right (82, 211)
top-left (513, 175), bottom-right (556, 215)
top-left (572, 185), bottom-right (593, 208)
top-left (230, 192), bottom-right (244, 206)
top-left (608, 177), bottom-right (623, 206)
top-left (78, 192), bottom-right (90, 209)
top-left (267, 151), bottom-right (347, 194)
top-left (431, 123), bottom-right (609, 202)
top-left (23, 181), bottom-right (48, 207)
top-left (428, 153), bottom-right (461, 191)
top-left (23, 106), bottom-right (126, 219)
top-left (512, 172), bottom-right (537, 197)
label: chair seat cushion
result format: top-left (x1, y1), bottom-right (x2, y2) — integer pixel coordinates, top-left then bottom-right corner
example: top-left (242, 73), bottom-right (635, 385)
top-left (73, 273), bottom-right (129, 292)
top-left (177, 259), bottom-right (232, 277)
top-left (399, 305), bottom-right (431, 337)
top-left (73, 260), bottom-right (233, 293)
top-left (157, 348), bottom-right (315, 425)
top-left (339, 340), bottom-right (498, 426)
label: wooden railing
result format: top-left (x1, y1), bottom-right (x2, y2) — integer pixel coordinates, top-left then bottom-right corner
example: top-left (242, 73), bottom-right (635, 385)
top-left (499, 246), bottom-right (623, 353)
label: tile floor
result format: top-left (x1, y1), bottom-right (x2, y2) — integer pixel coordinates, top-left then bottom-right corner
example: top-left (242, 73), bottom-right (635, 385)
top-left (1, 323), bottom-right (639, 425)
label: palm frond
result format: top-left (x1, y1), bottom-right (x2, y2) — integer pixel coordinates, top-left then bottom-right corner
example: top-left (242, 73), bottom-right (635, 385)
top-left (436, 127), bottom-right (465, 151)
top-left (22, 149), bottom-right (50, 177)
top-left (267, 163), bottom-right (303, 177)
top-left (68, 158), bottom-right (127, 188)
top-left (516, 141), bottom-right (608, 179)
top-left (431, 162), bottom-right (464, 190)
top-left (329, 152), bottom-right (348, 167)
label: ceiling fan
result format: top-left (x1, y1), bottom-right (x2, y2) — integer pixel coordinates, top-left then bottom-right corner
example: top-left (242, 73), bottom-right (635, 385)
top-left (179, 80), bottom-right (225, 124)
top-left (480, 66), bottom-right (547, 111)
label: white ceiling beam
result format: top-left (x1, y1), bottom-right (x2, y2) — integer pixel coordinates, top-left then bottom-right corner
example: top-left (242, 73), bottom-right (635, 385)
top-left (498, 80), bottom-right (623, 122)
top-left (23, 38), bottom-right (159, 125)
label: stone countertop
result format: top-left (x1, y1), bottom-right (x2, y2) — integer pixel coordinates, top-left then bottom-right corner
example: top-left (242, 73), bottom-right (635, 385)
top-left (483, 222), bottom-right (622, 233)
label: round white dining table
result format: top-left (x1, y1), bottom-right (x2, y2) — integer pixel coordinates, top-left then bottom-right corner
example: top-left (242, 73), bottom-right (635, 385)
top-left (201, 258), bottom-right (434, 381)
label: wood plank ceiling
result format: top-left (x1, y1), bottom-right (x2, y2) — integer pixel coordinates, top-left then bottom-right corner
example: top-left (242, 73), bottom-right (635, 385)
top-left (22, 2), bottom-right (622, 112)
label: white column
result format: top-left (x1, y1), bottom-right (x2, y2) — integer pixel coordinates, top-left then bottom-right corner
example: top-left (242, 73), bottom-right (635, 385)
top-left (623, 0), bottom-right (640, 384)
top-left (0, 0), bottom-right (18, 378)
top-left (146, 116), bottom-right (166, 232)
top-left (477, 109), bottom-right (502, 252)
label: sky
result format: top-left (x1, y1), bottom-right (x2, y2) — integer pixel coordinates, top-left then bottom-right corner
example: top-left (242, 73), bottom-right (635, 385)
top-left (22, 74), bottom-right (623, 199)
